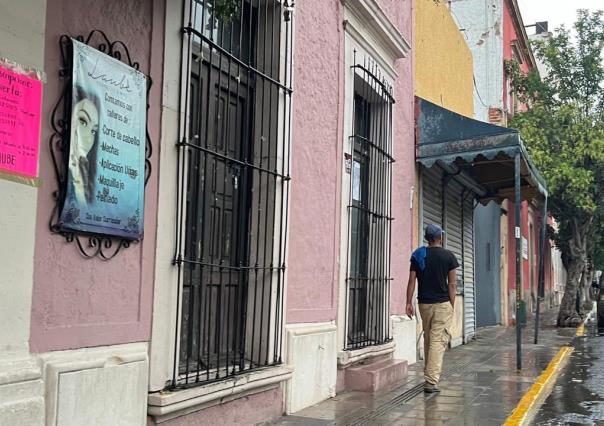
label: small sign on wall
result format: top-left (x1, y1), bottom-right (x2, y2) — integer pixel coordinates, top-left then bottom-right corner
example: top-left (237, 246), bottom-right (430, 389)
top-left (0, 59), bottom-right (43, 185)
top-left (522, 236), bottom-right (528, 260)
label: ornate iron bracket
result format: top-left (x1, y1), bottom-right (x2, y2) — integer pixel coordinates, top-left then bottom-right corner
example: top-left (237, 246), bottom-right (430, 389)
top-left (49, 30), bottom-right (153, 260)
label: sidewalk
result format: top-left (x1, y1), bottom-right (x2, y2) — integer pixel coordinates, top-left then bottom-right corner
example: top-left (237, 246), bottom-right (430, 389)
top-left (267, 309), bottom-right (576, 426)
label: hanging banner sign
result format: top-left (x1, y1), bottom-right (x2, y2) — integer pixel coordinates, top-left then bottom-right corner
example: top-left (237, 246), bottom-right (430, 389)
top-left (0, 60), bottom-right (43, 184)
top-left (59, 39), bottom-right (146, 240)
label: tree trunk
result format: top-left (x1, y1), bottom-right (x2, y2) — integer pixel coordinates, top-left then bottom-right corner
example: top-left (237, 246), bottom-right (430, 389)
top-left (558, 218), bottom-right (590, 327)
top-left (558, 257), bottom-right (585, 326)
top-left (579, 264), bottom-right (593, 314)
top-left (584, 260), bottom-right (596, 311)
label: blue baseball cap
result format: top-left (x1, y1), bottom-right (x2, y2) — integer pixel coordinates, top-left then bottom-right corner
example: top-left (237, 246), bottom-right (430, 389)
top-left (424, 224), bottom-right (444, 242)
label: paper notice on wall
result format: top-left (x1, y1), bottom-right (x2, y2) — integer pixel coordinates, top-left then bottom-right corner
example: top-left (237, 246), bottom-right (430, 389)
top-left (0, 60), bottom-right (43, 185)
top-left (522, 236), bottom-right (528, 260)
top-left (352, 160), bottom-right (361, 201)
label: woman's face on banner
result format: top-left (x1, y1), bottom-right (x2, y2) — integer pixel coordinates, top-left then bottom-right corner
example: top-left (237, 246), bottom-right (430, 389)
top-left (72, 98), bottom-right (99, 157)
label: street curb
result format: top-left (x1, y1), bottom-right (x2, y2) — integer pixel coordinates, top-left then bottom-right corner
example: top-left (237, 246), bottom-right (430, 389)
top-left (503, 319), bottom-right (588, 426)
top-left (503, 345), bottom-right (574, 426)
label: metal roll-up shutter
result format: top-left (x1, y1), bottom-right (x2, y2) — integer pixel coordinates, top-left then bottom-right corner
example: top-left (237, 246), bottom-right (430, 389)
top-left (421, 165), bottom-right (443, 231)
top-left (445, 179), bottom-right (464, 294)
top-left (463, 196), bottom-right (476, 341)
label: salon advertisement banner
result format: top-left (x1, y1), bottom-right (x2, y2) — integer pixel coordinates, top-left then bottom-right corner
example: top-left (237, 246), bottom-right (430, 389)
top-left (59, 39), bottom-right (146, 240)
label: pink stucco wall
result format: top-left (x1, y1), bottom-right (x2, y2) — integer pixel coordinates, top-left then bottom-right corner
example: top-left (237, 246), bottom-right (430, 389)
top-left (30, 0), bottom-right (164, 352)
top-left (286, 0), bottom-right (414, 324)
top-left (149, 387), bottom-right (283, 426)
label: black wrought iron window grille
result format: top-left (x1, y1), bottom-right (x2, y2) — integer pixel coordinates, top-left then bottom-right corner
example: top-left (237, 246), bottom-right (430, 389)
top-left (171, 0), bottom-right (293, 389)
top-left (345, 54), bottom-right (394, 350)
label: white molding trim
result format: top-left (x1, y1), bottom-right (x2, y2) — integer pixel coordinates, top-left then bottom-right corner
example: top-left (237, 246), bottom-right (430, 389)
top-left (0, 355), bottom-right (41, 387)
top-left (342, 0), bottom-right (410, 62)
top-left (148, 366), bottom-right (293, 423)
top-left (286, 322), bottom-right (337, 338)
top-left (0, 354), bottom-right (44, 426)
top-left (337, 341), bottom-right (395, 368)
top-left (39, 342), bottom-right (148, 426)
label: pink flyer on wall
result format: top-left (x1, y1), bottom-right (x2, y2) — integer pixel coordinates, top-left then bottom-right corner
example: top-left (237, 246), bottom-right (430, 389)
top-left (0, 60), bottom-right (43, 185)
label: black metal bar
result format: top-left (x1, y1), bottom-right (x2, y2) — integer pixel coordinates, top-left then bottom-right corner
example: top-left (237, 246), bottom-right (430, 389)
top-left (238, 0), bottom-right (258, 373)
top-left (220, 12), bottom-right (235, 378)
top-left (178, 141), bottom-right (289, 181)
top-left (230, 0), bottom-right (246, 375)
top-left (171, 0), bottom-right (191, 390)
top-left (386, 93), bottom-right (393, 341)
top-left (255, 0), bottom-right (273, 367)
top-left (182, 26), bottom-right (293, 94)
top-left (263, 1), bottom-right (278, 366)
top-left (275, 2), bottom-right (290, 364)
top-left (278, 1), bottom-right (293, 362)
top-left (191, 0), bottom-right (209, 383)
top-left (366, 60), bottom-right (376, 345)
top-left (224, 1), bottom-right (244, 375)
top-left (350, 64), bottom-right (395, 103)
top-left (272, 0), bottom-right (284, 365)
top-left (515, 152), bottom-right (522, 370)
top-left (372, 61), bottom-right (384, 344)
top-left (534, 196), bottom-right (548, 344)
top-left (249, 0), bottom-right (264, 368)
top-left (179, 0), bottom-right (194, 383)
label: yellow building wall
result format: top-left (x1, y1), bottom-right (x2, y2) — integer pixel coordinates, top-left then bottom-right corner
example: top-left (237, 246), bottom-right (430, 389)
top-left (414, 0), bottom-right (474, 117)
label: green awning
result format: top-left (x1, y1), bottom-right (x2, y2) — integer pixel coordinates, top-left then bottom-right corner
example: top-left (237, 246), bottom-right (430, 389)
top-left (416, 97), bottom-right (547, 203)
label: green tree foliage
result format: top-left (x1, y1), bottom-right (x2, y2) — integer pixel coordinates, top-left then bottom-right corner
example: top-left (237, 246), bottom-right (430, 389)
top-left (212, 0), bottom-right (240, 22)
top-left (507, 9), bottom-right (604, 326)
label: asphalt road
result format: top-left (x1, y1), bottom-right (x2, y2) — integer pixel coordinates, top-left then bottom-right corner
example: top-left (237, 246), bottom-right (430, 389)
top-left (532, 321), bottom-right (604, 425)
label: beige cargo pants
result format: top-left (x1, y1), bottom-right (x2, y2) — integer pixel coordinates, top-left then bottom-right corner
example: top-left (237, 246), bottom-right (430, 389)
top-left (419, 301), bottom-right (453, 385)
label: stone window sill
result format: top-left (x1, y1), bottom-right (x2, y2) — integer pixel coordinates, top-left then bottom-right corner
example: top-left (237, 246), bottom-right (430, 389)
top-left (147, 365), bottom-right (293, 423)
top-left (337, 341), bottom-right (395, 368)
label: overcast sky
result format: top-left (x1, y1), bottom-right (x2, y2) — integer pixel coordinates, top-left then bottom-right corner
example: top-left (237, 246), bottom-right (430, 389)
top-left (518, 0), bottom-right (604, 35)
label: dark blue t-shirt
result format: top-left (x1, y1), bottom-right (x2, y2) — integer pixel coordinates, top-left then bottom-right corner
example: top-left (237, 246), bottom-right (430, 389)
top-left (410, 247), bottom-right (459, 304)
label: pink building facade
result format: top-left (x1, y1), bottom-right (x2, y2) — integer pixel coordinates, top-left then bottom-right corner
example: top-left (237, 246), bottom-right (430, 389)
top-left (0, 0), bottom-right (416, 424)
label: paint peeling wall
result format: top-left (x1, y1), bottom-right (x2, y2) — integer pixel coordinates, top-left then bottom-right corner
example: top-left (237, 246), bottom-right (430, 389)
top-left (30, 0), bottom-right (164, 353)
top-left (450, 0), bottom-right (504, 121)
top-left (414, 0), bottom-right (474, 118)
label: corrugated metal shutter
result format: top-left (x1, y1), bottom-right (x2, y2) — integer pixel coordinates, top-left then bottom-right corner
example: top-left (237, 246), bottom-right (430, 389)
top-left (421, 166), bottom-right (443, 229)
top-left (463, 196), bottom-right (476, 341)
top-left (444, 179), bottom-right (464, 294)
top-left (421, 165), bottom-right (477, 342)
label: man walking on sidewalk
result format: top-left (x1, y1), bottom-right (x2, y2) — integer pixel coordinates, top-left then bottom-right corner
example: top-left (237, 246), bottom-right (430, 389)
top-left (406, 224), bottom-right (459, 393)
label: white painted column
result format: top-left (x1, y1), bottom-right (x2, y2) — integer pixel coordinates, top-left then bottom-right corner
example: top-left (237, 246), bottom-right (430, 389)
top-left (0, 0), bottom-right (47, 424)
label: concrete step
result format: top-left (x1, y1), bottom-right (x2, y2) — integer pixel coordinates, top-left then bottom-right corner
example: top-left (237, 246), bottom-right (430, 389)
top-left (345, 359), bottom-right (408, 392)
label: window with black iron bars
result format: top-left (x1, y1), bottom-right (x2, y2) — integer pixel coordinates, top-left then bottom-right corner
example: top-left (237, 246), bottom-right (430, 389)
top-left (345, 54), bottom-right (394, 350)
top-left (171, 0), bottom-right (293, 389)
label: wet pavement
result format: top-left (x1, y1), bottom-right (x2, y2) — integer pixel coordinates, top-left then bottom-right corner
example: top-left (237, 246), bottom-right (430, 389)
top-left (265, 309), bottom-right (577, 426)
top-left (532, 320), bottom-right (604, 425)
